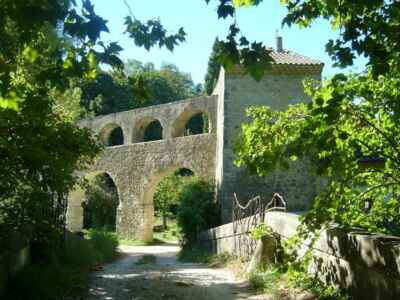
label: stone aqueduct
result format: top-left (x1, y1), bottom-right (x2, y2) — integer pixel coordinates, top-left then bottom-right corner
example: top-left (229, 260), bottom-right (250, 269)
top-left (67, 46), bottom-right (325, 241)
top-left (67, 96), bottom-right (217, 241)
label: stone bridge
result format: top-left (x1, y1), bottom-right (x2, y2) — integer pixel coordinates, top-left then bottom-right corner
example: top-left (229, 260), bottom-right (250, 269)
top-left (67, 95), bottom-right (218, 240)
top-left (67, 43), bottom-right (325, 241)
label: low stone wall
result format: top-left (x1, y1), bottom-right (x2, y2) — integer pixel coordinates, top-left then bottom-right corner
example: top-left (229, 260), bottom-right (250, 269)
top-left (198, 211), bottom-right (400, 300)
top-left (0, 228), bottom-right (30, 295)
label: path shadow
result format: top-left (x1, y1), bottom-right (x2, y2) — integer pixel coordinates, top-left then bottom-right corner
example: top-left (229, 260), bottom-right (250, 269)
top-left (81, 245), bottom-right (256, 300)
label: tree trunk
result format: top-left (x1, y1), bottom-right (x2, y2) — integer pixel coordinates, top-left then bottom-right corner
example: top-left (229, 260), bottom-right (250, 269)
top-left (162, 211), bottom-right (168, 230)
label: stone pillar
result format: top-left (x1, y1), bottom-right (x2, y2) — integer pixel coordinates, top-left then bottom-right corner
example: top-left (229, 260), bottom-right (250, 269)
top-left (122, 124), bottom-right (132, 145)
top-left (141, 202), bottom-right (154, 242)
top-left (66, 186), bottom-right (85, 232)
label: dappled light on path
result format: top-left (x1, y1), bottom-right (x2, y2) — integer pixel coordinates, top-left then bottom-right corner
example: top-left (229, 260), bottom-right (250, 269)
top-left (83, 245), bottom-right (256, 300)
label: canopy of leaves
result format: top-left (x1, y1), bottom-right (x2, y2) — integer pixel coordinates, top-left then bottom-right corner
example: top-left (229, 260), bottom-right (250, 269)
top-left (75, 60), bottom-right (202, 118)
top-left (0, 0), bottom-right (120, 251)
top-left (124, 60), bottom-right (202, 106)
top-left (235, 0), bottom-right (400, 235)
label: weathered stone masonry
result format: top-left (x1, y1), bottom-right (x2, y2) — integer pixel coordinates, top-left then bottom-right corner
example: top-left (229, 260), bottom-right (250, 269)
top-left (68, 96), bottom-right (217, 241)
top-left (67, 46), bottom-right (324, 240)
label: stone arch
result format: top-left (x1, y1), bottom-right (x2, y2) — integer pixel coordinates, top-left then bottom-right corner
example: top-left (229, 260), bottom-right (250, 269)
top-left (172, 109), bottom-right (211, 138)
top-left (140, 165), bottom-right (196, 241)
top-left (67, 171), bottom-right (121, 232)
top-left (132, 117), bottom-right (164, 143)
top-left (71, 128), bottom-right (217, 241)
top-left (98, 123), bottom-right (124, 146)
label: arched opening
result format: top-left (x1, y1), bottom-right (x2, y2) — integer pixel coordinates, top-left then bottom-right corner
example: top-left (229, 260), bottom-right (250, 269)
top-left (67, 172), bottom-right (119, 233)
top-left (144, 120), bottom-right (163, 142)
top-left (175, 168), bottom-right (194, 177)
top-left (172, 110), bottom-right (210, 137)
top-left (99, 123), bottom-right (124, 146)
top-left (142, 167), bottom-right (195, 242)
top-left (185, 112), bottom-right (209, 136)
top-left (82, 172), bottom-right (119, 231)
top-left (132, 117), bottom-right (163, 143)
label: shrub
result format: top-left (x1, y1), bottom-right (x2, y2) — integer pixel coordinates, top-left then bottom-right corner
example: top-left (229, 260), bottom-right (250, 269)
top-left (177, 177), bottom-right (219, 245)
top-left (83, 174), bottom-right (119, 231)
top-left (248, 267), bottom-right (281, 296)
top-left (6, 230), bottom-right (119, 300)
top-left (63, 233), bottom-right (98, 267)
top-left (87, 229), bottom-right (119, 262)
top-left (6, 263), bottom-right (86, 300)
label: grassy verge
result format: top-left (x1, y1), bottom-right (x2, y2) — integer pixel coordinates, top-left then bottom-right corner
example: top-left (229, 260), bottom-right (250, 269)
top-left (153, 217), bottom-right (181, 243)
top-left (5, 230), bottom-right (119, 300)
top-left (248, 265), bottom-right (349, 300)
top-left (178, 245), bottom-right (238, 268)
top-left (119, 238), bottom-right (167, 246)
top-left (119, 217), bottom-right (181, 246)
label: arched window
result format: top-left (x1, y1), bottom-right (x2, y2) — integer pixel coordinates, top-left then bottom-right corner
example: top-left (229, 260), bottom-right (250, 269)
top-left (99, 123), bottom-right (124, 146)
top-left (184, 112), bottom-right (209, 136)
top-left (144, 120), bottom-right (163, 142)
top-left (132, 118), bottom-right (163, 143)
top-left (172, 110), bottom-right (210, 137)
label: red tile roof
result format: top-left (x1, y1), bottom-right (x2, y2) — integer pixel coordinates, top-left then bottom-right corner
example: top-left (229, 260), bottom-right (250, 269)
top-left (269, 49), bottom-right (324, 66)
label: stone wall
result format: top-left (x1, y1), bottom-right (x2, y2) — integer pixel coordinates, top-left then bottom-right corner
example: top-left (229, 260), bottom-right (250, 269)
top-left (68, 63), bottom-right (325, 240)
top-left (198, 211), bottom-right (400, 300)
top-left (79, 95), bottom-right (218, 143)
top-left (215, 70), bottom-right (323, 223)
top-left (67, 95), bottom-right (218, 241)
top-left (67, 133), bottom-right (216, 241)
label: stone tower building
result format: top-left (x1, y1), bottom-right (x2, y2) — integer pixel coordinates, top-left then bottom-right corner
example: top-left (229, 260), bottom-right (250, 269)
top-left (214, 40), bottom-right (324, 222)
top-left (67, 39), bottom-right (324, 240)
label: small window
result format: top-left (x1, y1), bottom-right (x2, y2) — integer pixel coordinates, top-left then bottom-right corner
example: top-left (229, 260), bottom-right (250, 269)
top-left (132, 118), bottom-right (164, 143)
top-left (99, 124), bottom-right (124, 146)
top-left (184, 112), bottom-right (209, 136)
top-left (144, 120), bottom-right (163, 142)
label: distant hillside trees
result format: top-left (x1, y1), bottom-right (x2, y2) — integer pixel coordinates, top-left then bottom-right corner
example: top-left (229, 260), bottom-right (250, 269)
top-left (77, 61), bottom-right (203, 118)
top-left (204, 38), bottom-right (221, 95)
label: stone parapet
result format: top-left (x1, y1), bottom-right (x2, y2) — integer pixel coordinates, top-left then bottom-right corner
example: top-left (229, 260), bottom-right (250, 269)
top-left (199, 211), bottom-right (400, 300)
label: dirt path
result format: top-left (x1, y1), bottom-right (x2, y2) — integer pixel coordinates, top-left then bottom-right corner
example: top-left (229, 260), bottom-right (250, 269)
top-left (83, 244), bottom-right (260, 300)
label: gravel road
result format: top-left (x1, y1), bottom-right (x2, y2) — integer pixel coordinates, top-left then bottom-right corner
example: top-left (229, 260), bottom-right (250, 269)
top-left (84, 244), bottom-right (259, 300)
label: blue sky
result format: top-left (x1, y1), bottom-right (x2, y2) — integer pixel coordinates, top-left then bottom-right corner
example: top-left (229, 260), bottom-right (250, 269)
top-left (93, 0), bottom-right (366, 84)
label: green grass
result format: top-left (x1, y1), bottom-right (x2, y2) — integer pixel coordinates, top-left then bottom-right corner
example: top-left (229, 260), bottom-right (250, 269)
top-left (119, 217), bottom-right (181, 246)
top-left (6, 229), bottom-right (119, 300)
top-left (178, 245), bottom-right (235, 268)
top-left (248, 267), bottom-right (283, 297)
top-left (247, 265), bottom-right (349, 300)
top-left (153, 217), bottom-right (181, 243)
top-left (119, 238), bottom-right (167, 246)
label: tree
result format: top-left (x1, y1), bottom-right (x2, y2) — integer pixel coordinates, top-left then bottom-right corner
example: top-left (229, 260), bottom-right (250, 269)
top-left (80, 72), bottom-right (137, 116)
top-left (125, 60), bottom-right (202, 106)
top-left (4, 0), bottom-right (398, 254)
top-left (204, 38), bottom-right (222, 95)
top-left (154, 174), bottom-right (184, 229)
top-left (153, 169), bottom-right (195, 229)
top-left (0, 0), bottom-right (123, 254)
top-left (177, 177), bottom-right (219, 245)
top-left (235, 0), bottom-right (400, 235)
top-left (78, 60), bottom-right (202, 118)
